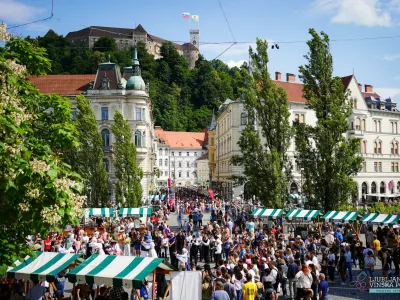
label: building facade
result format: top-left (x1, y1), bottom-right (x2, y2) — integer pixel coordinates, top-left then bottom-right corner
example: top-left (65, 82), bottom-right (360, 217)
top-left (65, 25), bottom-right (199, 69)
top-left (29, 48), bottom-right (157, 203)
top-left (197, 154), bottom-right (210, 187)
top-left (213, 72), bottom-right (400, 203)
top-left (155, 127), bottom-right (208, 187)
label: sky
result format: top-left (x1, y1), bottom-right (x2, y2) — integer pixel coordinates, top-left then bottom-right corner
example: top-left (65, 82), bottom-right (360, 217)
top-left (2, 0), bottom-right (400, 100)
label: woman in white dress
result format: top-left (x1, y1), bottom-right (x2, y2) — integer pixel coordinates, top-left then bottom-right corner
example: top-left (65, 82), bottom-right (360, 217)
top-left (148, 238), bottom-right (158, 258)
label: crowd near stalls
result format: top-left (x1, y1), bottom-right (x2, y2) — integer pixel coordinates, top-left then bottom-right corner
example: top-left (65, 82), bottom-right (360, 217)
top-left (2, 194), bottom-right (400, 300)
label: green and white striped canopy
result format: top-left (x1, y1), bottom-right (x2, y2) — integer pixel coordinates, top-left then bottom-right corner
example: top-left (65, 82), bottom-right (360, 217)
top-left (360, 213), bottom-right (400, 226)
top-left (7, 252), bottom-right (80, 282)
top-left (7, 255), bottom-right (33, 272)
top-left (321, 211), bottom-right (359, 223)
top-left (85, 208), bottom-right (114, 218)
top-left (119, 208), bottom-right (152, 217)
top-left (251, 208), bottom-right (284, 219)
top-left (68, 255), bottom-right (175, 289)
top-left (286, 209), bottom-right (321, 221)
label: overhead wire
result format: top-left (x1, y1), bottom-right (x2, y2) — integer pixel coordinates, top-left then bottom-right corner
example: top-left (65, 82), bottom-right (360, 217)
top-left (214, 0), bottom-right (237, 59)
top-left (8, 0), bottom-right (54, 29)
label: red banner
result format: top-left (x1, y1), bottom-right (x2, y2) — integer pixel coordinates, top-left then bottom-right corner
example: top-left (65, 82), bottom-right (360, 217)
top-left (208, 188), bottom-right (215, 200)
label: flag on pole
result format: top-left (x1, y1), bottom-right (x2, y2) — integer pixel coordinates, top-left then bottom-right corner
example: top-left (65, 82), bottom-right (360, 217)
top-left (191, 15), bottom-right (199, 21)
top-left (182, 12), bottom-right (190, 19)
top-left (208, 188), bottom-right (215, 201)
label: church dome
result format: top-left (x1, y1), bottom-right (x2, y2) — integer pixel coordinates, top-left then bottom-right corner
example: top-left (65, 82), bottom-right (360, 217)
top-left (126, 46), bottom-right (146, 91)
top-left (126, 75), bottom-right (145, 90)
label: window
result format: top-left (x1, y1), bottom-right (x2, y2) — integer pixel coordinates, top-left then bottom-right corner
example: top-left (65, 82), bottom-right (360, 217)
top-left (295, 114), bottom-right (299, 122)
top-left (241, 112), bottom-right (248, 125)
top-left (164, 149), bottom-right (168, 156)
top-left (134, 130), bottom-right (142, 147)
top-left (361, 140), bottom-right (367, 153)
top-left (377, 120), bottom-right (381, 132)
top-left (178, 172), bottom-right (181, 178)
top-left (179, 152), bottom-right (181, 156)
top-left (186, 162), bottom-right (189, 168)
top-left (103, 158), bottom-right (109, 172)
top-left (392, 162), bottom-right (396, 172)
top-left (374, 141), bottom-right (382, 154)
top-left (187, 172), bottom-right (190, 177)
top-left (159, 159), bottom-right (162, 167)
top-left (165, 159), bottom-right (168, 166)
top-left (101, 129), bottom-right (110, 150)
top-left (299, 114), bottom-right (305, 123)
top-left (374, 120), bottom-right (378, 132)
top-left (194, 152), bottom-right (197, 156)
top-left (171, 151), bottom-right (174, 156)
top-left (71, 108), bottom-right (77, 121)
top-left (396, 163), bottom-right (399, 172)
top-left (160, 171), bottom-right (163, 176)
top-left (374, 162), bottom-right (378, 172)
top-left (362, 161), bottom-right (366, 172)
top-left (178, 162), bottom-right (182, 168)
top-left (371, 182), bottom-right (377, 193)
top-left (136, 107), bottom-right (145, 121)
top-left (353, 98), bottom-right (357, 109)
top-left (355, 118), bottom-right (360, 130)
top-left (187, 152), bottom-right (189, 156)
top-left (396, 142), bottom-right (399, 155)
top-left (101, 107), bottom-right (109, 121)
top-left (159, 149), bottom-right (162, 156)
top-left (362, 119), bottom-right (366, 131)
top-left (378, 162), bottom-right (382, 172)
top-left (378, 141), bottom-right (382, 154)
top-left (194, 172), bottom-right (197, 177)
top-left (396, 123), bottom-right (398, 134)
top-left (374, 141), bottom-right (378, 154)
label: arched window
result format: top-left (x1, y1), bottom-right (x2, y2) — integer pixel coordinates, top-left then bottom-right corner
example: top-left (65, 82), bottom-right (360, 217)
top-left (290, 182), bottom-right (299, 194)
top-left (371, 182), bottom-right (377, 193)
top-left (101, 129), bottom-right (110, 150)
top-left (355, 118), bottom-right (361, 130)
top-left (134, 130), bottom-right (142, 147)
top-left (380, 181), bottom-right (386, 194)
top-left (395, 142), bottom-right (399, 155)
top-left (159, 159), bottom-right (162, 167)
top-left (241, 112), bottom-right (248, 125)
top-left (397, 181), bottom-right (400, 193)
top-left (186, 161), bottom-right (189, 168)
top-left (374, 120), bottom-right (378, 132)
top-left (165, 159), bottom-right (168, 166)
top-left (142, 131), bottom-right (146, 147)
top-left (361, 140), bottom-right (367, 153)
top-left (362, 119), bottom-right (366, 131)
top-left (103, 158), bottom-right (109, 172)
top-left (374, 141), bottom-right (378, 154)
top-left (362, 182), bottom-right (368, 195)
top-left (159, 148), bottom-right (162, 156)
top-left (178, 162), bottom-right (182, 168)
top-left (395, 123), bottom-right (398, 134)
top-left (378, 141), bottom-right (382, 154)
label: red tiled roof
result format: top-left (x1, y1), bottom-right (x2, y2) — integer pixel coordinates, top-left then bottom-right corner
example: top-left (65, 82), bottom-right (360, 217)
top-left (155, 127), bottom-right (206, 149)
top-left (197, 153), bottom-right (209, 160)
top-left (362, 92), bottom-right (380, 98)
top-left (28, 75), bottom-right (95, 96)
top-left (273, 80), bottom-right (306, 103)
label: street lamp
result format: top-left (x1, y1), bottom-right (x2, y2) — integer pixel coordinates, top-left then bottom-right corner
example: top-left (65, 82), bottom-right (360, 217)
top-left (300, 167), bottom-right (304, 195)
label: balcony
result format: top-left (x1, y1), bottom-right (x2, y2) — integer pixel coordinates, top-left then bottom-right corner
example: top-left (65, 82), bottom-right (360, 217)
top-left (348, 128), bottom-right (364, 137)
top-left (136, 146), bottom-right (148, 158)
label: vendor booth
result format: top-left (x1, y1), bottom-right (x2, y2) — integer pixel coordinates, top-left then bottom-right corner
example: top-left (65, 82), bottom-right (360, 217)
top-left (68, 255), bottom-right (176, 300)
top-left (321, 211), bottom-right (359, 223)
top-left (360, 213), bottom-right (400, 227)
top-left (251, 208), bottom-right (284, 219)
top-left (285, 209), bottom-right (321, 238)
top-left (85, 208), bottom-right (115, 218)
top-left (119, 207), bottom-right (152, 218)
top-left (285, 209), bottom-right (321, 221)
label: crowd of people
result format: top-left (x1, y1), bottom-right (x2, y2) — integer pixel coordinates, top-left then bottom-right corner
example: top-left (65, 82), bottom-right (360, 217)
top-left (3, 193), bottom-right (400, 300)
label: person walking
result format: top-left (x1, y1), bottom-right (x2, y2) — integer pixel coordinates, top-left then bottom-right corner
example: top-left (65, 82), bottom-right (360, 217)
top-left (242, 273), bottom-right (258, 300)
top-left (318, 273), bottom-right (329, 300)
top-left (211, 281), bottom-right (230, 300)
top-left (294, 264), bottom-right (312, 300)
top-left (287, 257), bottom-right (298, 300)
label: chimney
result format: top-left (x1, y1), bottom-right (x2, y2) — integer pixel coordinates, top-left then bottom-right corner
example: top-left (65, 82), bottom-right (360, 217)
top-left (364, 84), bottom-right (373, 93)
top-left (358, 83), bottom-right (362, 91)
top-left (286, 73), bottom-right (295, 82)
top-left (155, 126), bottom-right (162, 130)
top-left (275, 71), bottom-right (281, 81)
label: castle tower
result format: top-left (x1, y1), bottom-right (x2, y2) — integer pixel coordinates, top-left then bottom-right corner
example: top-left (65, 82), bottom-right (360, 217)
top-left (190, 29), bottom-right (200, 50)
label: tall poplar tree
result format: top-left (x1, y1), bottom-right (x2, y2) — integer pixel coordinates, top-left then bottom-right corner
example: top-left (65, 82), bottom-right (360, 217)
top-left (73, 95), bottom-right (109, 206)
top-left (295, 29), bottom-right (363, 211)
top-left (232, 38), bottom-right (293, 208)
top-left (112, 111), bottom-right (143, 207)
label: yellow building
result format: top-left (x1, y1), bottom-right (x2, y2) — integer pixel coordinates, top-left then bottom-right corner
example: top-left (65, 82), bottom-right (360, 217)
top-left (208, 112), bottom-right (217, 188)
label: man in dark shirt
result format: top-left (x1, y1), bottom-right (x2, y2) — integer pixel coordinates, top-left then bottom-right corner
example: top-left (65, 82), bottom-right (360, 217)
top-left (176, 232), bottom-right (185, 252)
top-left (318, 273), bottom-right (329, 300)
top-left (54, 270), bottom-right (68, 297)
top-left (169, 232), bottom-right (177, 266)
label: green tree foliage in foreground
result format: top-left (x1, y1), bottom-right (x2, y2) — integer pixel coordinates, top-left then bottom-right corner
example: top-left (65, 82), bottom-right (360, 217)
top-left (112, 111), bottom-right (143, 207)
top-left (31, 30), bottom-right (246, 131)
top-left (232, 39), bottom-right (293, 208)
top-left (294, 29), bottom-right (363, 211)
top-left (65, 95), bottom-right (109, 207)
top-left (0, 37), bottom-right (85, 274)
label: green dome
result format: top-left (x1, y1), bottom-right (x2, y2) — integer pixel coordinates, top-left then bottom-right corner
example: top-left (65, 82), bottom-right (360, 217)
top-left (126, 75), bottom-right (145, 90)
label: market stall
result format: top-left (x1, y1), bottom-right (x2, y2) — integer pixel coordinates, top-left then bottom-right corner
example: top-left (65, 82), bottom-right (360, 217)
top-left (285, 209), bottom-right (321, 238)
top-left (7, 252), bottom-right (81, 299)
top-left (68, 255), bottom-right (176, 300)
top-left (251, 208), bottom-right (284, 219)
top-left (119, 207), bottom-right (152, 218)
top-left (360, 213), bottom-right (400, 227)
top-left (84, 208), bottom-right (115, 218)
top-left (321, 210), bottom-right (361, 236)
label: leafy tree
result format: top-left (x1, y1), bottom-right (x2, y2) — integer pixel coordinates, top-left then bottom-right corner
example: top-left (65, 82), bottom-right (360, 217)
top-left (112, 111), bottom-right (143, 206)
top-left (294, 29), bottom-right (363, 211)
top-left (67, 95), bottom-right (109, 207)
top-left (232, 38), bottom-right (293, 208)
top-left (93, 36), bottom-right (117, 52)
top-left (0, 37), bottom-right (84, 274)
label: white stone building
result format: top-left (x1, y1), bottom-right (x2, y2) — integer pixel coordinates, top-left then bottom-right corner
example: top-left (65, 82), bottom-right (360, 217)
top-left (196, 154), bottom-right (210, 187)
top-left (155, 127), bottom-right (207, 187)
top-left (29, 48), bottom-right (157, 203)
top-left (213, 72), bottom-right (400, 203)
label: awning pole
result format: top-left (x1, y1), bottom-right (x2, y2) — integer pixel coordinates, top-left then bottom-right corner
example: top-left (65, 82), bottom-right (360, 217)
top-left (162, 283), bottom-right (171, 300)
top-left (152, 269), bottom-right (157, 300)
top-left (72, 282), bottom-right (76, 300)
top-left (51, 282), bottom-right (62, 299)
top-left (135, 289), bottom-right (141, 299)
